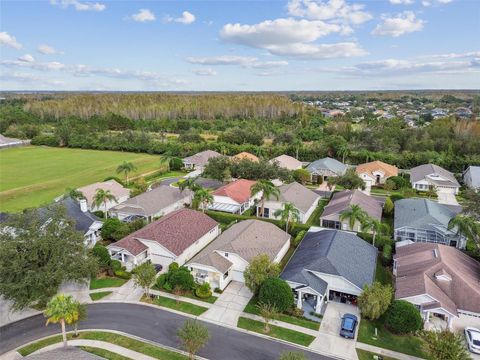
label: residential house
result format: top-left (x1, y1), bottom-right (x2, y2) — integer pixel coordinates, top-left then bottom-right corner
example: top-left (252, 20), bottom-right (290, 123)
top-left (188, 220), bottom-right (290, 291)
top-left (320, 190), bottom-right (382, 232)
top-left (393, 243), bottom-right (480, 329)
top-left (77, 180), bottom-right (130, 213)
top-left (306, 157), bottom-right (347, 183)
top-left (410, 164), bottom-right (460, 195)
top-left (394, 199), bottom-right (465, 249)
top-left (281, 229), bottom-right (377, 314)
top-left (256, 182), bottom-right (320, 224)
top-left (107, 208), bottom-right (219, 271)
top-left (182, 150), bottom-right (222, 172)
top-left (209, 179), bottom-right (260, 214)
top-left (463, 165), bottom-right (480, 191)
top-left (356, 160), bottom-right (398, 191)
top-left (232, 152), bottom-right (259, 162)
top-left (269, 154), bottom-right (302, 171)
top-left (110, 185), bottom-right (191, 222)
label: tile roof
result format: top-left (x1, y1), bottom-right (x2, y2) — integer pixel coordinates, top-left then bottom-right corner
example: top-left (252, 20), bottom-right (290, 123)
top-left (110, 185), bottom-right (191, 217)
top-left (356, 160), bottom-right (398, 178)
top-left (268, 182), bottom-right (320, 213)
top-left (410, 164), bottom-right (459, 187)
top-left (321, 190), bottom-right (382, 221)
top-left (77, 180), bottom-right (129, 208)
top-left (306, 157), bottom-right (347, 176)
top-left (232, 152), bottom-right (260, 162)
top-left (212, 179), bottom-right (256, 204)
top-left (182, 150), bottom-right (222, 167)
top-left (188, 219), bottom-right (290, 273)
top-left (111, 208), bottom-right (218, 256)
top-left (281, 229), bottom-right (377, 290)
top-left (269, 154), bottom-right (303, 171)
top-left (394, 243), bottom-right (480, 315)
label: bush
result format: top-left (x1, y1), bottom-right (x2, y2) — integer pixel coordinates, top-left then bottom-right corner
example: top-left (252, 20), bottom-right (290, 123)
top-left (293, 230), bottom-right (306, 247)
top-left (169, 267), bottom-right (195, 291)
top-left (101, 218), bottom-right (123, 240)
top-left (155, 273), bottom-right (168, 289)
top-left (195, 283), bottom-right (212, 298)
top-left (383, 197), bottom-right (394, 215)
top-left (258, 278), bottom-right (294, 313)
top-left (103, 176), bottom-right (125, 187)
top-left (382, 244), bottom-right (392, 266)
top-left (384, 300), bottom-right (423, 334)
top-left (390, 194), bottom-right (404, 202)
top-left (111, 260), bottom-right (122, 272)
top-left (388, 176), bottom-right (410, 190)
top-left (91, 244), bottom-right (111, 269)
top-left (30, 134), bottom-right (59, 147)
top-left (169, 262), bottom-right (179, 272)
top-left (114, 270), bottom-right (132, 280)
top-left (214, 288), bottom-right (223, 294)
top-left (93, 210), bottom-right (105, 218)
top-left (169, 157), bottom-right (183, 170)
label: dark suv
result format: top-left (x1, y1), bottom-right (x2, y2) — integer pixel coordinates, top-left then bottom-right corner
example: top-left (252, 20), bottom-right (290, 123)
top-left (339, 314), bottom-right (358, 339)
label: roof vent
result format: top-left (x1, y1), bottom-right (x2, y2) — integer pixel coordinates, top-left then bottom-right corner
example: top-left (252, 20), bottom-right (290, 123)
top-left (435, 269), bottom-right (452, 281)
top-left (433, 249), bottom-right (438, 258)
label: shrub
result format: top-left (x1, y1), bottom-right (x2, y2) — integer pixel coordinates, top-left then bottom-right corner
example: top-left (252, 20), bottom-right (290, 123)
top-left (358, 282), bottom-right (393, 320)
top-left (390, 193), bottom-right (404, 202)
top-left (169, 157), bottom-right (183, 170)
top-left (93, 210), bottom-right (105, 218)
top-left (214, 288), bottom-right (223, 294)
top-left (258, 278), bottom-right (294, 313)
top-left (156, 273), bottom-right (168, 289)
top-left (384, 300), bottom-right (423, 334)
top-left (111, 260), bottom-right (122, 272)
top-left (388, 176), bottom-right (410, 190)
top-left (169, 262), bottom-right (179, 272)
top-left (169, 267), bottom-right (195, 291)
top-left (382, 244), bottom-right (392, 266)
top-left (163, 282), bottom-right (172, 291)
top-left (91, 244), bottom-right (111, 269)
top-left (114, 270), bottom-right (132, 280)
top-left (383, 197), bottom-right (394, 215)
top-left (195, 283), bottom-right (212, 298)
top-left (31, 134), bottom-right (59, 147)
top-left (293, 230), bottom-right (306, 247)
top-left (244, 254), bottom-right (281, 294)
top-left (101, 218), bottom-right (123, 240)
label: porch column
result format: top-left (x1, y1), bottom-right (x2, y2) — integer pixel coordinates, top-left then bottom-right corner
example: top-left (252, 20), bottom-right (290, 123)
top-left (424, 311), bottom-right (430, 323)
top-left (296, 290), bottom-right (302, 309)
top-left (315, 295), bottom-right (322, 313)
top-left (447, 316), bottom-right (453, 330)
top-left (120, 252), bottom-right (125, 263)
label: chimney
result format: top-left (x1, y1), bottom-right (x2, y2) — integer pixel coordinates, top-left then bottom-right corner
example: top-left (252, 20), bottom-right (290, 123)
top-left (79, 199), bottom-right (88, 213)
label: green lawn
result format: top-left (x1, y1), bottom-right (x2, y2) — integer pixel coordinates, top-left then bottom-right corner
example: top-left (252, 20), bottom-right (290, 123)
top-left (356, 349), bottom-right (399, 360)
top-left (358, 319), bottom-right (427, 359)
top-left (153, 287), bottom-right (217, 304)
top-left (148, 295), bottom-right (208, 316)
top-left (90, 277), bottom-right (127, 290)
top-left (79, 346), bottom-right (132, 360)
top-left (18, 331), bottom-right (187, 359)
top-left (90, 291), bottom-right (112, 301)
top-left (243, 298), bottom-right (320, 331)
top-left (305, 200), bottom-right (328, 227)
top-left (237, 317), bottom-right (315, 346)
top-left (0, 146), bottom-right (162, 212)
top-left (375, 259), bottom-right (393, 286)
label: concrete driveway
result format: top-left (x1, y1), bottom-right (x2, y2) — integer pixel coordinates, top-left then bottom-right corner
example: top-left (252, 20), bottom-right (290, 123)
top-left (437, 192), bottom-right (460, 206)
top-left (310, 302), bottom-right (360, 360)
top-left (200, 281), bottom-right (252, 326)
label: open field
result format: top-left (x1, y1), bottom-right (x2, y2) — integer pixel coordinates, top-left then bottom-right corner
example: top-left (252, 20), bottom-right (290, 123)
top-left (0, 146), bottom-right (162, 212)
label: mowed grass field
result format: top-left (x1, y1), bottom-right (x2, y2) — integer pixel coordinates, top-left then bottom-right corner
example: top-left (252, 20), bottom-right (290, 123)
top-left (0, 146), bottom-right (162, 212)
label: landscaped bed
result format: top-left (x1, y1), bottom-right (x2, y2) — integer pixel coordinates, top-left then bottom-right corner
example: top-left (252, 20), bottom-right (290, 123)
top-left (18, 331), bottom-right (188, 359)
top-left (243, 298), bottom-right (320, 331)
top-left (153, 287), bottom-right (217, 304)
top-left (144, 295), bottom-right (208, 316)
top-left (237, 317), bottom-right (315, 346)
top-left (90, 276), bottom-right (127, 290)
top-left (90, 291), bottom-right (112, 301)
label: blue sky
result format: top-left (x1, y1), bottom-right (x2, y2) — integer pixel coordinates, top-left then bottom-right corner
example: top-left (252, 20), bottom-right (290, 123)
top-left (1, 0), bottom-right (479, 91)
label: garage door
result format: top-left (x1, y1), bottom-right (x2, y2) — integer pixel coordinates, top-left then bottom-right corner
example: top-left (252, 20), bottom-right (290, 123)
top-left (150, 253), bottom-right (174, 270)
top-left (231, 270), bottom-right (245, 282)
top-left (436, 186), bottom-right (456, 194)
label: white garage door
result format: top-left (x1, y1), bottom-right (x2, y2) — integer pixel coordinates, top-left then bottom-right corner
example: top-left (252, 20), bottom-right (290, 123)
top-left (150, 253), bottom-right (174, 270)
top-left (436, 186), bottom-right (456, 194)
top-left (231, 270), bottom-right (245, 283)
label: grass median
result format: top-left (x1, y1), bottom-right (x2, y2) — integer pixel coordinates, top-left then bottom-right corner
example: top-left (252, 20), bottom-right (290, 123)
top-left (145, 295), bottom-right (208, 316)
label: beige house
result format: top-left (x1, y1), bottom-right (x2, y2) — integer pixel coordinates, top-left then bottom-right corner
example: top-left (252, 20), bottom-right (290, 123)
top-left (77, 180), bottom-right (130, 212)
top-left (269, 154), bottom-right (302, 171)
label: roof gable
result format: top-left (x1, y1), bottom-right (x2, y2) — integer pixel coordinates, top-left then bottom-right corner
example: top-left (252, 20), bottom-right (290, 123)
top-left (306, 157), bottom-right (347, 176)
top-left (212, 179), bottom-right (256, 204)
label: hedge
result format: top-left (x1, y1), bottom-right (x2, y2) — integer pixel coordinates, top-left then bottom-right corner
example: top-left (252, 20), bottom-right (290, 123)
top-left (384, 300), bottom-right (423, 334)
top-left (258, 278), bottom-right (294, 313)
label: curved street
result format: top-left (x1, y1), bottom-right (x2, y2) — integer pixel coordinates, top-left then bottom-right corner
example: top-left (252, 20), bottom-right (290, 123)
top-left (0, 302), bottom-right (335, 360)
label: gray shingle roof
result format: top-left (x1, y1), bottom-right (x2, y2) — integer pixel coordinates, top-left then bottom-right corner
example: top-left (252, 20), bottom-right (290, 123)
top-left (281, 229), bottom-right (377, 290)
top-left (410, 164), bottom-right (459, 187)
top-left (306, 157), bottom-right (347, 176)
top-left (183, 150), bottom-right (222, 167)
top-left (465, 166), bottom-right (480, 188)
top-left (268, 182), bottom-right (320, 213)
top-left (320, 189), bottom-right (382, 221)
top-left (58, 197), bottom-right (102, 234)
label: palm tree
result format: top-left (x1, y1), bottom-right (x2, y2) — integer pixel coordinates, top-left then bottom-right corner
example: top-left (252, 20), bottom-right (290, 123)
top-left (448, 214), bottom-right (479, 247)
top-left (71, 301), bottom-right (87, 338)
top-left (65, 188), bottom-right (85, 200)
top-left (361, 216), bottom-right (390, 247)
top-left (44, 294), bottom-right (79, 348)
top-left (160, 155), bottom-right (174, 172)
top-left (274, 202), bottom-right (300, 234)
top-left (251, 180), bottom-right (280, 218)
top-left (116, 161), bottom-right (136, 185)
top-left (179, 177), bottom-right (200, 193)
top-left (92, 188), bottom-right (117, 218)
top-left (194, 188), bottom-right (213, 213)
top-left (337, 143), bottom-right (350, 164)
top-left (339, 204), bottom-right (368, 232)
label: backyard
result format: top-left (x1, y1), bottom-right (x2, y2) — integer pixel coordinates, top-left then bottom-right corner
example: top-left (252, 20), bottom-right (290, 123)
top-left (0, 146), bottom-right (164, 212)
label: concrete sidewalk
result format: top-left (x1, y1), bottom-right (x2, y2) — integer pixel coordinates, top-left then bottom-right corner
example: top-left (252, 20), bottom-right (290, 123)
top-left (101, 280), bottom-right (143, 302)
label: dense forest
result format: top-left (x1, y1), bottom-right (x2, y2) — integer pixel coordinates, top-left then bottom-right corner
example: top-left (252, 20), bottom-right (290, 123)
top-left (1, 91), bottom-right (479, 173)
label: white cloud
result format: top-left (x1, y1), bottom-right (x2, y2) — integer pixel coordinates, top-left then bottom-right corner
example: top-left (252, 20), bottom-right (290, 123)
top-left (422, 0), bottom-right (452, 6)
top-left (18, 54), bottom-right (35, 63)
top-left (50, 0), bottom-right (106, 12)
top-left (164, 11), bottom-right (196, 25)
top-left (186, 55), bottom-right (288, 68)
top-left (37, 44), bottom-right (62, 55)
top-left (389, 0), bottom-right (414, 4)
top-left (417, 51), bottom-right (480, 60)
top-left (372, 11), bottom-right (424, 37)
top-left (193, 68), bottom-right (217, 76)
top-left (287, 0), bottom-right (372, 25)
top-left (0, 32), bottom-right (22, 49)
top-left (0, 72), bottom-right (65, 87)
top-left (131, 9), bottom-right (156, 23)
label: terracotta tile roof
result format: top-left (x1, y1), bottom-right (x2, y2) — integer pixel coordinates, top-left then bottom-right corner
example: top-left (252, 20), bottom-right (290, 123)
top-left (111, 208), bottom-right (218, 256)
top-left (394, 243), bottom-right (480, 316)
top-left (232, 152), bottom-right (259, 162)
top-left (356, 160), bottom-right (398, 178)
top-left (212, 179), bottom-right (256, 204)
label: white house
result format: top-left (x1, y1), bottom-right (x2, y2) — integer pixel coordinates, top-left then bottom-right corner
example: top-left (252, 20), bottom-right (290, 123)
top-left (256, 182), bottom-right (320, 224)
top-left (107, 208), bottom-right (219, 271)
top-left (410, 164), bottom-right (460, 195)
top-left (463, 165), bottom-right (480, 191)
top-left (187, 220), bottom-right (290, 291)
top-left (77, 180), bottom-right (130, 212)
top-left (209, 179), bottom-right (261, 214)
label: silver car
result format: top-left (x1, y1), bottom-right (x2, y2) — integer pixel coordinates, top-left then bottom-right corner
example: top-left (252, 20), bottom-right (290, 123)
top-left (465, 327), bottom-right (480, 354)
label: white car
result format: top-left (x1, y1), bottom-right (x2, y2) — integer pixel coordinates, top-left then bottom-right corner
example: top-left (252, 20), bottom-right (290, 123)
top-left (465, 327), bottom-right (480, 354)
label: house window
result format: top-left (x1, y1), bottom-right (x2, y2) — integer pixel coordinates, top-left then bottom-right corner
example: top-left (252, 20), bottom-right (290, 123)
top-left (225, 252), bottom-right (228, 257)
top-left (263, 208), bottom-right (270, 218)
top-left (223, 271), bottom-right (229, 279)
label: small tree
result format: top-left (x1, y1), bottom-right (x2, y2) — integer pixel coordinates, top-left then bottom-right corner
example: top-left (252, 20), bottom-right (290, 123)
top-left (258, 278), bottom-right (294, 313)
top-left (384, 300), bottom-right (423, 334)
top-left (279, 351), bottom-right (307, 360)
top-left (178, 320), bottom-right (210, 360)
top-left (92, 189), bottom-right (117, 218)
top-left (339, 204), bottom-right (368, 232)
top-left (91, 244), bottom-right (112, 270)
top-left (421, 329), bottom-right (472, 360)
top-left (274, 202), bottom-right (300, 234)
top-left (361, 216), bottom-right (389, 247)
top-left (116, 161), bottom-right (136, 185)
top-left (169, 267), bottom-right (195, 291)
top-left (44, 294), bottom-right (79, 348)
top-left (357, 282), bottom-right (393, 320)
top-left (72, 301), bottom-right (87, 337)
top-left (252, 180), bottom-right (280, 217)
top-left (383, 197), bottom-right (394, 215)
top-left (256, 302), bottom-right (277, 333)
top-left (133, 262), bottom-right (157, 297)
top-left (179, 177), bottom-right (201, 193)
top-left (193, 188), bottom-right (213, 213)
top-left (244, 254), bottom-right (281, 294)
top-left (293, 169), bottom-right (311, 185)
top-left (173, 285), bottom-right (183, 304)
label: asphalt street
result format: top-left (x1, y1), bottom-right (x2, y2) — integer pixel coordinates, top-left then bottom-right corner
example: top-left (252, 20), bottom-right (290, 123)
top-left (0, 302), bottom-right (336, 360)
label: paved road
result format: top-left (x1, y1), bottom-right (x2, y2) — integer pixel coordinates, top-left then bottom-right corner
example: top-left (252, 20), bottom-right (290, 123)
top-left (0, 303), bottom-right (334, 360)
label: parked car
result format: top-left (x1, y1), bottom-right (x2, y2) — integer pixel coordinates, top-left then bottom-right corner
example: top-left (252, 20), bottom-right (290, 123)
top-left (154, 264), bottom-right (163, 273)
top-left (340, 314), bottom-right (358, 339)
top-left (465, 327), bottom-right (480, 354)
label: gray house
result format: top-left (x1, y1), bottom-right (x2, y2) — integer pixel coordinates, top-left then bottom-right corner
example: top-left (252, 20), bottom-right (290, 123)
top-left (281, 229), bottom-right (377, 314)
top-left (306, 157), bottom-right (347, 183)
top-left (463, 165), bottom-right (480, 191)
top-left (394, 198), bottom-right (465, 249)
top-left (410, 164), bottom-right (460, 195)
top-left (182, 150), bottom-right (222, 172)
